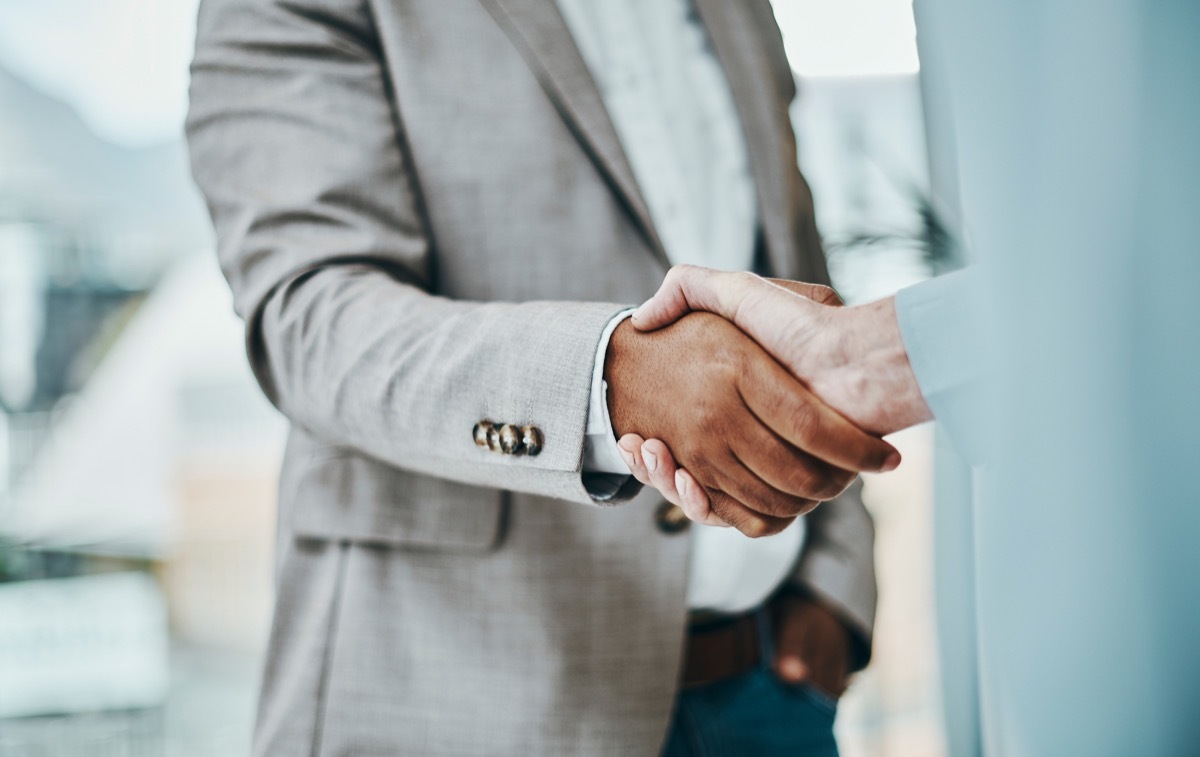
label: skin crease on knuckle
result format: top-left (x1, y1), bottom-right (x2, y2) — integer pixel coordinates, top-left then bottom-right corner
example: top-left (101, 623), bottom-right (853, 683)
top-left (713, 500), bottom-right (771, 538)
top-left (786, 461), bottom-right (853, 503)
top-left (719, 432), bottom-right (805, 516)
top-left (756, 493), bottom-right (816, 521)
top-left (783, 398), bottom-right (823, 451)
top-left (727, 449), bottom-right (813, 518)
top-left (704, 491), bottom-right (755, 533)
top-left (735, 426), bottom-right (837, 503)
top-left (709, 471), bottom-right (804, 531)
top-left (813, 284), bottom-right (840, 306)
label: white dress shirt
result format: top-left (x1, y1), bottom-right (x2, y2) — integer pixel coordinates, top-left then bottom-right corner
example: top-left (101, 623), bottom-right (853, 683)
top-left (557, 0), bottom-right (806, 614)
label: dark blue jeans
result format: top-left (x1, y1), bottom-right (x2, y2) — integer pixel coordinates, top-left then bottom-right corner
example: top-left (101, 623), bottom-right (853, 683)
top-left (662, 611), bottom-right (840, 756)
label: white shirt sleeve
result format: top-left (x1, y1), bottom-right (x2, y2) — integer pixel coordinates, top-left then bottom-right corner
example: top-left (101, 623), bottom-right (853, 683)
top-left (581, 310), bottom-right (636, 500)
top-left (893, 268), bottom-right (992, 463)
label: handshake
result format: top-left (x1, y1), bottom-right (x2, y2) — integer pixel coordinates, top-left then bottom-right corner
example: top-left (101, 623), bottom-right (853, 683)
top-left (606, 265), bottom-right (933, 536)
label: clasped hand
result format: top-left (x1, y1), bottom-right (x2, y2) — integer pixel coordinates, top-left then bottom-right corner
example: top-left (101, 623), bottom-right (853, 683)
top-left (604, 281), bottom-right (901, 537)
top-left (606, 266), bottom-right (930, 535)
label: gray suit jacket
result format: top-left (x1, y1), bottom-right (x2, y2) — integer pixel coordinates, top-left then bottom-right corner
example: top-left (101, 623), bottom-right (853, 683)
top-left (186, 0), bottom-right (877, 753)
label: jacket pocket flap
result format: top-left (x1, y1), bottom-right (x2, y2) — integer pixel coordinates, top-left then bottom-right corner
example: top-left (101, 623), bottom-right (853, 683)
top-left (289, 453), bottom-right (505, 552)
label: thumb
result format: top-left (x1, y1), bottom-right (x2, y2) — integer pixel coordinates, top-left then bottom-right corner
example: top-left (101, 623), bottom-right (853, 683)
top-left (631, 265), bottom-right (737, 331)
top-left (766, 279), bottom-right (844, 307)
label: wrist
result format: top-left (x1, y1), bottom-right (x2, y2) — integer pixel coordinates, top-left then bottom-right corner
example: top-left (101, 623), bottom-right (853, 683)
top-left (861, 297), bottom-right (933, 430)
top-left (809, 297), bottom-right (932, 435)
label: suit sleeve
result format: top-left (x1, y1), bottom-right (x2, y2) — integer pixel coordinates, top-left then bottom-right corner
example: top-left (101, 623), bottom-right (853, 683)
top-left (186, 0), bottom-right (632, 506)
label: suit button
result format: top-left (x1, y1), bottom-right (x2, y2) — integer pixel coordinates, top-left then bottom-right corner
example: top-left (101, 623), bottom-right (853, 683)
top-left (655, 501), bottom-right (690, 534)
top-left (473, 421), bottom-right (493, 448)
top-left (486, 424), bottom-right (502, 452)
top-left (520, 425), bottom-right (543, 456)
top-left (498, 424), bottom-right (522, 454)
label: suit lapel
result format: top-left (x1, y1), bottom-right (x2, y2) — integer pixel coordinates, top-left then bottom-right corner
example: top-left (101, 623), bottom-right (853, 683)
top-left (693, 0), bottom-right (798, 280)
top-left (479, 0), bottom-right (669, 267)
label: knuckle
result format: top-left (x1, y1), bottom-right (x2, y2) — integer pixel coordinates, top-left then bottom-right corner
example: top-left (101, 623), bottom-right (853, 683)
top-left (781, 463), bottom-right (821, 498)
top-left (794, 501), bottom-right (820, 517)
top-left (732, 271), bottom-right (760, 290)
top-left (709, 338), bottom-right (745, 374)
top-left (651, 466), bottom-right (674, 488)
top-left (817, 285), bottom-right (843, 306)
top-left (687, 459), bottom-right (715, 486)
top-left (806, 469), bottom-right (854, 501)
top-left (696, 402), bottom-right (723, 427)
top-left (739, 517), bottom-right (771, 539)
top-left (771, 495), bottom-right (813, 519)
top-left (757, 490), bottom-right (800, 518)
top-left (786, 400), bottom-right (820, 442)
top-left (708, 500), bottom-right (734, 523)
top-left (824, 472), bottom-right (856, 500)
top-left (745, 514), bottom-right (795, 538)
top-left (666, 264), bottom-right (695, 284)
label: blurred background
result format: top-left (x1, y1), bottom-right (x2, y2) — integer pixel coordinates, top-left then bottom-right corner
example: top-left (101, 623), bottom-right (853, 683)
top-left (0, 1), bottom-right (953, 754)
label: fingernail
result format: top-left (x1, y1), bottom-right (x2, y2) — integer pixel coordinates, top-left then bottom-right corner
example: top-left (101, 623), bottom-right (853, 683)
top-left (617, 446), bottom-right (634, 470)
top-left (882, 451), bottom-right (902, 471)
top-left (644, 450), bottom-right (658, 472)
top-left (675, 470), bottom-right (688, 497)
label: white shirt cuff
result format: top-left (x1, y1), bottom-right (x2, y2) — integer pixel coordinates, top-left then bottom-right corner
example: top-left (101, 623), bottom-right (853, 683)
top-left (894, 269), bottom-right (991, 463)
top-left (583, 310), bottom-right (636, 486)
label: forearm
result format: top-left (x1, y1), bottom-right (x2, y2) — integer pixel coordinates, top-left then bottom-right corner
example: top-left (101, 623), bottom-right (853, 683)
top-left (255, 263), bottom-right (633, 504)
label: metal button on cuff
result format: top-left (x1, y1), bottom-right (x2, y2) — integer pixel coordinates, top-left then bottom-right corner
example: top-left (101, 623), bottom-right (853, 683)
top-left (520, 425), bottom-right (543, 456)
top-left (472, 421), bottom-right (543, 456)
top-left (472, 421), bottom-right (492, 448)
top-left (498, 424), bottom-right (522, 455)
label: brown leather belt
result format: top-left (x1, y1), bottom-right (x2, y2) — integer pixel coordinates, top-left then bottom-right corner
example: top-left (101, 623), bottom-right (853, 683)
top-left (681, 612), bottom-right (763, 688)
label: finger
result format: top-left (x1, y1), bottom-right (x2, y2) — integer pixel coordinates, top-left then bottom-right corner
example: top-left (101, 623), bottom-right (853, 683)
top-left (616, 434), bottom-right (654, 487)
top-left (675, 469), bottom-right (729, 527)
top-left (712, 452), bottom-right (821, 521)
top-left (640, 438), bottom-right (684, 507)
top-left (705, 488), bottom-right (798, 539)
top-left (740, 360), bottom-right (901, 474)
top-left (765, 278), bottom-right (844, 307)
top-left (731, 420), bottom-right (857, 503)
top-left (631, 266), bottom-right (762, 331)
top-left (630, 265), bottom-right (699, 331)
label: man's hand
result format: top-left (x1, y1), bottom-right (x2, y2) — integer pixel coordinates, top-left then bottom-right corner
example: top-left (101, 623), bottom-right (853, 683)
top-left (773, 593), bottom-right (853, 698)
top-left (631, 265), bottom-right (933, 437)
top-left (604, 312), bottom-right (900, 537)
